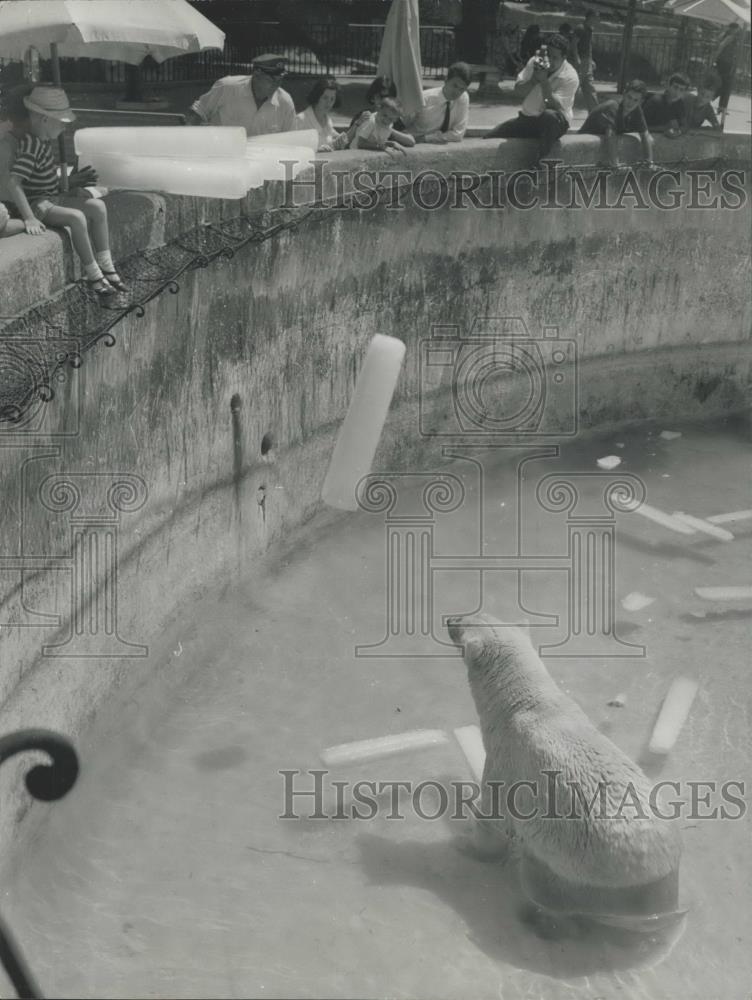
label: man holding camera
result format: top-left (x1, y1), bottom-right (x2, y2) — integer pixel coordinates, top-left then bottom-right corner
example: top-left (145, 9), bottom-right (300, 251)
top-left (484, 34), bottom-right (579, 162)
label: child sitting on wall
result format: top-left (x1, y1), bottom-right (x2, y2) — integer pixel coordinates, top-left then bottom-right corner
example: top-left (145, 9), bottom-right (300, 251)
top-left (351, 98), bottom-right (415, 153)
top-left (1, 85), bottom-right (126, 294)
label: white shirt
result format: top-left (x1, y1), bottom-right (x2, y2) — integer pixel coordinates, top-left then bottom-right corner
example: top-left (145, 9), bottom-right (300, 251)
top-left (352, 112), bottom-right (393, 150)
top-left (296, 105), bottom-right (346, 150)
top-left (406, 86), bottom-right (469, 142)
top-left (517, 57), bottom-right (579, 122)
top-left (191, 76), bottom-right (297, 137)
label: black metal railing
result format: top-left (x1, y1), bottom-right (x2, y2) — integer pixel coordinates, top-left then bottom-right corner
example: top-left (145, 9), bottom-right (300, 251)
top-left (1, 23), bottom-right (749, 94)
top-left (593, 30), bottom-right (752, 91)
top-left (0, 730), bottom-right (79, 999)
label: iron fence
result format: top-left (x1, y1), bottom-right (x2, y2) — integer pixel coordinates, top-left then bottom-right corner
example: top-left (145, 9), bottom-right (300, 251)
top-left (1, 23), bottom-right (749, 95)
top-left (593, 31), bottom-right (751, 92)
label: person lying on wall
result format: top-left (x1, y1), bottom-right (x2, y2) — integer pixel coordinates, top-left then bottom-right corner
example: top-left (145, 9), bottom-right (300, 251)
top-left (402, 62), bottom-right (472, 144)
top-left (578, 79), bottom-right (657, 170)
top-left (483, 34), bottom-right (579, 163)
top-left (642, 73), bottom-right (690, 138)
top-left (0, 84), bottom-right (104, 245)
top-left (684, 72), bottom-right (723, 132)
top-left (296, 77), bottom-right (360, 152)
top-left (351, 98), bottom-right (415, 153)
top-left (187, 53), bottom-right (296, 137)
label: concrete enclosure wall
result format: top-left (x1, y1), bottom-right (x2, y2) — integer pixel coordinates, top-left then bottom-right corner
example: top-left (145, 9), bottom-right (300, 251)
top-left (0, 133), bottom-right (750, 853)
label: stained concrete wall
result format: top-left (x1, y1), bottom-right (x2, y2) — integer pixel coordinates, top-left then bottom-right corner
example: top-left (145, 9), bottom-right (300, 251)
top-left (0, 132), bottom-right (750, 853)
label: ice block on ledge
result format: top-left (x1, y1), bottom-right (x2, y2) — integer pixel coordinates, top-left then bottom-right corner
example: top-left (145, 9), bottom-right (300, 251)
top-left (245, 143), bottom-right (317, 180)
top-left (74, 126), bottom-right (247, 160)
top-left (88, 154), bottom-right (265, 199)
top-left (247, 129), bottom-right (319, 151)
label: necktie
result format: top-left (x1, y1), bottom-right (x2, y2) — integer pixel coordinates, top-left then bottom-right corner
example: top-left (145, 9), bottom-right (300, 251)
top-left (440, 100), bottom-right (451, 133)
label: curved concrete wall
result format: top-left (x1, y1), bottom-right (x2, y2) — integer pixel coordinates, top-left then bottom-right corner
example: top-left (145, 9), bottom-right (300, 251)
top-left (0, 133), bottom-right (750, 853)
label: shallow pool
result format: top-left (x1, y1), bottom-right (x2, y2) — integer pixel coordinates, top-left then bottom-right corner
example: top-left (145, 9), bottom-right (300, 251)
top-left (3, 415), bottom-right (750, 1000)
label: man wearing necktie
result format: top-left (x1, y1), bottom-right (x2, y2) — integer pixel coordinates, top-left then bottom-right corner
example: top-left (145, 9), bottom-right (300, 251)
top-left (405, 62), bottom-right (472, 144)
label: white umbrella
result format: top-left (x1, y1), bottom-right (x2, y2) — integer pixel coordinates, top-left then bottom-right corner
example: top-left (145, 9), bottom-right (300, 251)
top-left (666, 0), bottom-right (750, 24)
top-left (0, 0), bottom-right (225, 63)
top-left (377, 0), bottom-right (424, 117)
top-left (0, 0), bottom-right (225, 187)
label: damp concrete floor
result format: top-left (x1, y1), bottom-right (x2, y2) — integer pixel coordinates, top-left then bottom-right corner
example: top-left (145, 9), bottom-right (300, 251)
top-left (2, 415), bottom-right (750, 1000)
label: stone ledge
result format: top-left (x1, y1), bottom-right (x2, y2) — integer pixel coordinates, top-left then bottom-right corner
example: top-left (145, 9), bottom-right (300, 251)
top-left (0, 131), bottom-right (748, 321)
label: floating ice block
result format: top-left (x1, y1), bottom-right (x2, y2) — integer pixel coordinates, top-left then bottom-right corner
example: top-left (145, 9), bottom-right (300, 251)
top-left (631, 502), bottom-right (696, 535)
top-left (87, 154), bottom-right (264, 198)
top-left (597, 455), bottom-right (622, 470)
top-left (320, 730), bottom-right (449, 766)
top-left (648, 678), bottom-right (699, 755)
top-left (247, 129), bottom-right (319, 151)
top-left (694, 586), bottom-right (752, 601)
top-left (621, 592), bottom-right (655, 612)
top-left (322, 334), bottom-right (406, 511)
top-left (707, 509), bottom-right (752, 524)
top-left (454, 726), bottom-right (486, 783)
top-left (74, 126), bottom-right (247, 160)
top-left (672, 512), bottom-right (734, 541)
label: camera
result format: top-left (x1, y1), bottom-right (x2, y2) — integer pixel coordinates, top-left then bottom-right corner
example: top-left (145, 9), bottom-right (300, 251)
top-left (532, 45), bottom-right (551, 71)
top-left (419, 317), bottom-right (577, 439)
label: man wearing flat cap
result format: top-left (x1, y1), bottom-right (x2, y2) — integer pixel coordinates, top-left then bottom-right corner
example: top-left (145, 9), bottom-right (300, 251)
top-left (188, 54), bottom-right (296, 136)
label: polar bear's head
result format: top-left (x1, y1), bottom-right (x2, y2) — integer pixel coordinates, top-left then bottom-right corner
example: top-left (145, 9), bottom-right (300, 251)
top-left (446, 612), bottom-right (532, 663)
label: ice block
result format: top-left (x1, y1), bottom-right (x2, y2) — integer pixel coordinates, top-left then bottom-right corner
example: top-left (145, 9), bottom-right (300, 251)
top-left (631, 502), bottom-right (696, 535)
top-left (247, 129), bottom-right (319, 151)
top-left (320, 730), bottom-right (449, 766)
top-left (648, 678), bottom-right (699, 755)
top-left (87, 154), bottom-right (265, 198)
top-left (454, 726), bottom-right (486, 783)
top-left (321, 334), bottom-right (406, 510)
top-left (74, 126), bottom-right (247, 160)
top-left (672, 512), bottom-right (734, 541)
top-left (245, 143), bottom-right (317, 180)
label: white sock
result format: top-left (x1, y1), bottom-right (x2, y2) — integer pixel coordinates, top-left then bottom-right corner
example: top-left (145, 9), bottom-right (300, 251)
top-left (95, 250), bottom-right (115, 273)
top-left (84, 261), bottom-right (104, 281)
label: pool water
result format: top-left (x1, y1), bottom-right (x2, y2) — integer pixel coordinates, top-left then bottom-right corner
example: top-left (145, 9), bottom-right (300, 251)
top-left (2, 415), bottom-right (750, 1000)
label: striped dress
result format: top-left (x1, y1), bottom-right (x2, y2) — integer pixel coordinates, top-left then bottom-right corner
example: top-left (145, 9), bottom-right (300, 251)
top-left (10, 132), bottom-right (59, 204)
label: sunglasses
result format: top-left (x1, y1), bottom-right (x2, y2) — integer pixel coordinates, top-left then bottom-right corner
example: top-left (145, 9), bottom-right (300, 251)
top-left (256, 66), bottom-right (286, 79)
